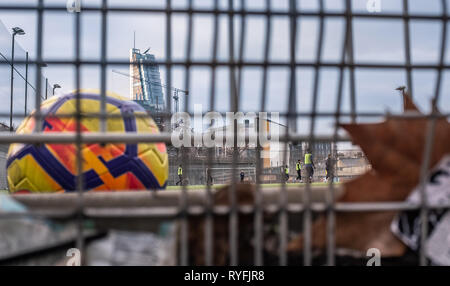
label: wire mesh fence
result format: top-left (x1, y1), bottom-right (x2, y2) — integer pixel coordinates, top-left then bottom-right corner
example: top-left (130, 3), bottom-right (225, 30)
top-left (0, 0), bottom-right (448, 266)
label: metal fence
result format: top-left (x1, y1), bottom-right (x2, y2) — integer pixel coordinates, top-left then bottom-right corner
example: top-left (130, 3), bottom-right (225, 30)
top-left (0, 0), bottom-right (449, 266)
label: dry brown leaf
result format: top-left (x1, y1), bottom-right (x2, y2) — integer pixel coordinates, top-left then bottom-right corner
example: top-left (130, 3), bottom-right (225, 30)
top-left (288, 91), bottom-right (450, 257)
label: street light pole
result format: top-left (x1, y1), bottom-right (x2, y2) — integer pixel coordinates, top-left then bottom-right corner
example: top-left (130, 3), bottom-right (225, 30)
top-left (53, 84), bottom-right (61, 95)
top-left (24, 51), bottom-right (28, 116)
top-left (9, 33), bottom-right (16, 131)
top-left (45, 78), bottom-right (48, 99)
top-left (9, 27), bottom-right (25, 132)
top-left (38, 62), bottom-right (48, 100)
top-left (9, 32), bottom-right (15, 131)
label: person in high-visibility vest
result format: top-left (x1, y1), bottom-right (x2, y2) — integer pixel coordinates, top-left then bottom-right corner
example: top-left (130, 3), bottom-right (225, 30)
top-left (304, 150), bottom-right (315, 182)
top-left (295, 160), bottom-right (302, 182)
top-left (176, 165), bottom-right (183, 186)
top-left (284, 165), bottom-right (289, 182)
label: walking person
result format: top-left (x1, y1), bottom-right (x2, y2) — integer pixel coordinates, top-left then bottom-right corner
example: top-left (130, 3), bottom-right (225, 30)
top-left (304, 150), bottom-right (315, 183)
top-left (240, 170), bottom-right (245, 182)
top-left (176, 164), bottom-right (183, 186)
top-left (295, 160), bottom-right (302, 182)
top-left (284, 165), bottom-right (289, 183)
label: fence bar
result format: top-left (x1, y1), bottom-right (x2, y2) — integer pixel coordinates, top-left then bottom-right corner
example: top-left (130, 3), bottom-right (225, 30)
top-left (0, 132), bottom-right (352, 144)
top-left (100, 0), bottom-right (108, 133)
top-left (4, 59), bottom-right (450, 69)
top-left (434, 0), bottom-right (448, 105)
top-left (74, 6), bottom-right (85, 265)
top-left (180, 0), bottom-right (193, 267)
top-left (345, 0), bottom-right (356, 123)
top-left (402, 0), bottom-right (413, 98)
top-left (227, 0), bottom-right (239, 266)
top-left (3, 110), bottom-right (450, 120)
top-left (2, 4), bottom-right (450, 20)
top-left (204, 0), bottom-right (220, 266)
top-left (11, 189), bottom-right (450, 215)
top-left (33, 1), bottom-right (43, 132)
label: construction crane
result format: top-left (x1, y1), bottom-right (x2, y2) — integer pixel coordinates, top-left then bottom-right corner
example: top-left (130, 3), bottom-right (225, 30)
top-left (143, 47), bottom-right (151, 54)
top-left (111, 69), bottom-right (188, 113)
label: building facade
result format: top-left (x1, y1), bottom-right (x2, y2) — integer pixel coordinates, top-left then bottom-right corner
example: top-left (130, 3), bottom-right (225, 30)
top-left (129, 48), bottom-right (164, 111)
top-left (198, 116), bottom-right (290, 168)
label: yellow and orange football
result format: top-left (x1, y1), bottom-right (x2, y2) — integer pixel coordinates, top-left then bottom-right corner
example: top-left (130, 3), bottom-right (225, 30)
top-left (7, 90), bottom-right (168, 193)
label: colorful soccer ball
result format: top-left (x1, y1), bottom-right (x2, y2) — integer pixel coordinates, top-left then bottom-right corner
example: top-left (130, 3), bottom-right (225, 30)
top-left (7, 90), bottom-right (168, 193)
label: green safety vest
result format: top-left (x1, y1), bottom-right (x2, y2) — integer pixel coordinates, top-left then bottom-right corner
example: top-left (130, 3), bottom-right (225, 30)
top-left (296, 163), bottom-right (301, 170)
top-left (178, 167), bottom-right (183, 175)
top-left (285, 167), bottom-right (289, 174)
top-left (305, 153), bottom-right (312, 164)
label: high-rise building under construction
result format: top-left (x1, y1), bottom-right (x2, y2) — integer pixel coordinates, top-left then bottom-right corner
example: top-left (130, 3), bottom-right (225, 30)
top-left (129, 48), bottom-right (165, 111)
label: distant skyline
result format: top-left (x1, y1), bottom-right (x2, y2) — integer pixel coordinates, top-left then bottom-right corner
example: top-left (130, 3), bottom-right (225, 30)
top-left (129, 48), bottom-right (165, 110)
top-left (0, 0), bottom-right (449, 136)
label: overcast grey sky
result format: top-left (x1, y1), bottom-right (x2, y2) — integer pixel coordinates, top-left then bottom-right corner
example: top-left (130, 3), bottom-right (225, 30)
top-left (0, 0), bottom-right (449, 135)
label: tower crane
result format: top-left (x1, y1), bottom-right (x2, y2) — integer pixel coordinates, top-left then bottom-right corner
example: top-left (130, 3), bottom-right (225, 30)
top-left (111, 69), bottom-right (188, 113)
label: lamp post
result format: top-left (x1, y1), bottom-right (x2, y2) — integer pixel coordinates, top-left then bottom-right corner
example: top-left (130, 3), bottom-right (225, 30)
top-left (38, 63), bottom-right (48, 101)
top-left (45, 78), bottom-right (48, 99)
top-left (9, 27), bottom-right (25, 132)
top-left (24, 51), bottom-right (28, 116)
top-left (53, 84), bottom-right (61, 95)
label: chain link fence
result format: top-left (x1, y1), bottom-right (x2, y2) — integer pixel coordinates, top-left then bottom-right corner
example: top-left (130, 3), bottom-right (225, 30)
top-left (0, 0), bottom-right (448, 266)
